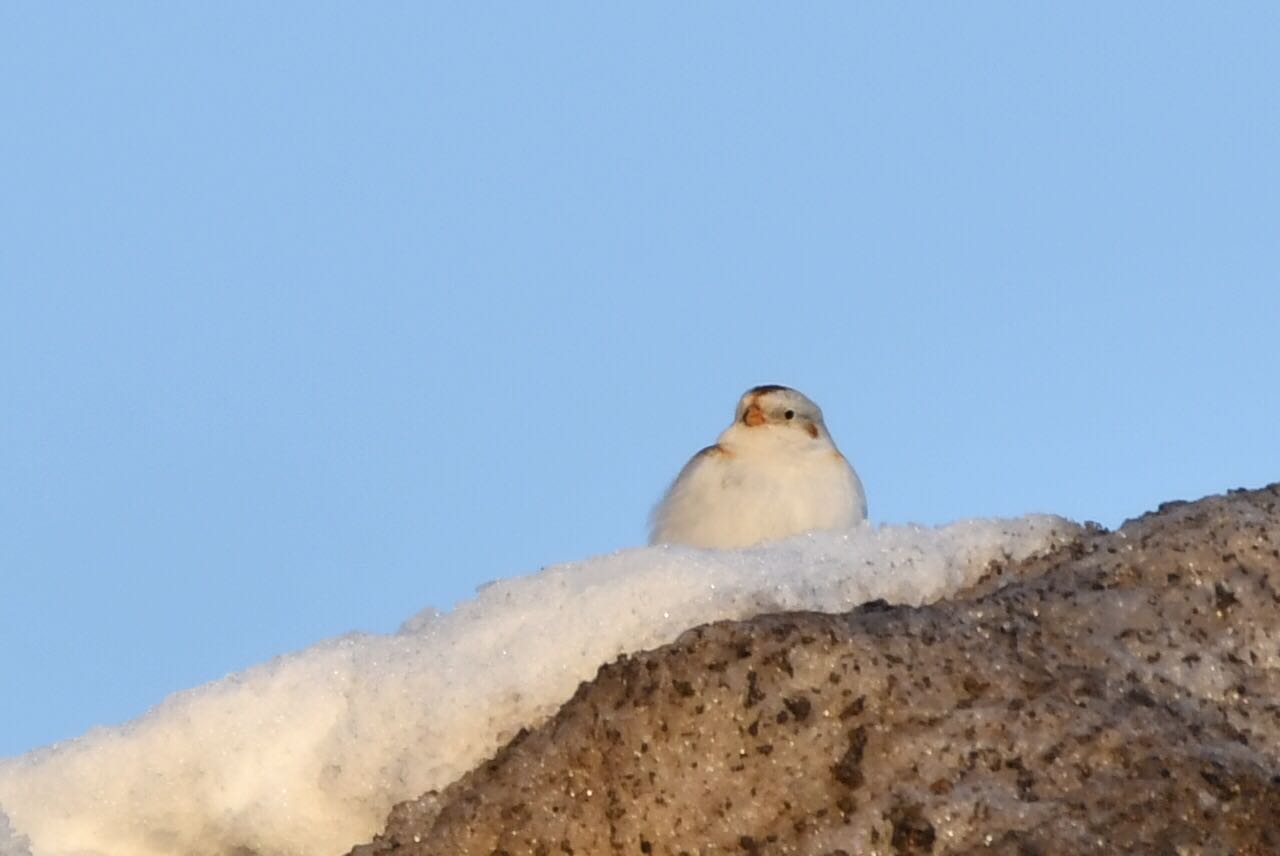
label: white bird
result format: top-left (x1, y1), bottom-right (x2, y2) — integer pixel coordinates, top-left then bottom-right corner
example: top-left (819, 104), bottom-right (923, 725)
top-left (650, 385), bottom-right (867, 549)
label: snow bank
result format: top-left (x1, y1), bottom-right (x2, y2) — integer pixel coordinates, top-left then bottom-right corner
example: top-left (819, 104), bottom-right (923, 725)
top-left (0, 517), bottom-right (1079, 856)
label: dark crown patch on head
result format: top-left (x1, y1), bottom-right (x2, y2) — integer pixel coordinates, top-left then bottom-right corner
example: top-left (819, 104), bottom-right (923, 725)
top-left (747, 384), bottom-right (793, 396)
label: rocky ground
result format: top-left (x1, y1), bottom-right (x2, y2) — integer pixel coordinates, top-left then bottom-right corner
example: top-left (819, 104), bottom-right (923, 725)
top-left (350, 485), bottom-right (1280, 855)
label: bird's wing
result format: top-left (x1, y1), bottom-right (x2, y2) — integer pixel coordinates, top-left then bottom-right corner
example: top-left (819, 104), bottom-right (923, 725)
top-left (834, 450), bottom-right (869, 521)
top-left (648, 444), bottom-right (728, 544)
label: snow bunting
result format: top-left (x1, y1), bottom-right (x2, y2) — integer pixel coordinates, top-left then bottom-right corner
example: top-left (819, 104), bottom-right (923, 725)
top-left (650, 385), bottom-right (867, 548)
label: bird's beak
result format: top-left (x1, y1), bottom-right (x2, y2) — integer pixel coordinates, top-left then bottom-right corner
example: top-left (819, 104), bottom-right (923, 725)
top-left (744, 403), bottom-right (766, 427)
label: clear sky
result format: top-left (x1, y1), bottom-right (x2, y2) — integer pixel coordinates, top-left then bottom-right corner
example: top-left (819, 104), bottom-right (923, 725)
top-left (2, 4), bottom-right (1277, 757)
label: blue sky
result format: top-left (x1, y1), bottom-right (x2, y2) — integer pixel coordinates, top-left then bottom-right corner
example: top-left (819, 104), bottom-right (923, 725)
top-left (2, 4), bottom-right (1277, 757)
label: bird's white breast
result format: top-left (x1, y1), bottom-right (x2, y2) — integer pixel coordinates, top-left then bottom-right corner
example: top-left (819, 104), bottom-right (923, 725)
top-left (651, 440), bottom-right (866, 549)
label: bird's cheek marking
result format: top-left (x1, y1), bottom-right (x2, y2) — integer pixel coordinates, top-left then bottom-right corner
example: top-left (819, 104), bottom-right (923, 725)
top-left (805, 422), bottom-right (819, 439)
top-left (744, 404), bottom-right (766, 426)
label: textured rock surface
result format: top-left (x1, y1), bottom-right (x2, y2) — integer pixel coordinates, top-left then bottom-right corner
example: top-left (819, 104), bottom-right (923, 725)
top-left (351, 486), bottom-right (1280, 855)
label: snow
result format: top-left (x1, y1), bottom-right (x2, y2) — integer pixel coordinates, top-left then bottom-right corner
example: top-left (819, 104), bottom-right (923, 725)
top-left (0, 516), bottom-right (1078, 856)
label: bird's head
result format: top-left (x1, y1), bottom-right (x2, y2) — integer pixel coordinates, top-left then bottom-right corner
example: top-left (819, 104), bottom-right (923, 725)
top-left (727, 385), bottom-right (830, 444)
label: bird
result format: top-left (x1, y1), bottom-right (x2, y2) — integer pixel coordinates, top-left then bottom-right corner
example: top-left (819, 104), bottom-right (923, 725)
top-left (650, 385), bottom-right (867, 549)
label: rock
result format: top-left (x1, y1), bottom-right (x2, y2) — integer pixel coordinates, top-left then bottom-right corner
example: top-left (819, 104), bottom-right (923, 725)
top-left (350, 485), bottom-right (1280, 855)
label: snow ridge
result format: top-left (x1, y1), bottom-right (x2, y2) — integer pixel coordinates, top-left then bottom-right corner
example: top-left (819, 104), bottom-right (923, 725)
top-left (0, 516), bottom-right (1077, 856)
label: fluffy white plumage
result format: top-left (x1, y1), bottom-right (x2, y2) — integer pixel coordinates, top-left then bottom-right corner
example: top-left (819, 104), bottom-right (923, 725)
top-left (650, 385), bottom-right (867, 548)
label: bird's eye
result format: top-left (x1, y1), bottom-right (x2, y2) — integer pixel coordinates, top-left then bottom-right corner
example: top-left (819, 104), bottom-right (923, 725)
top-left (784, 410), bottom-right (795, 420)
